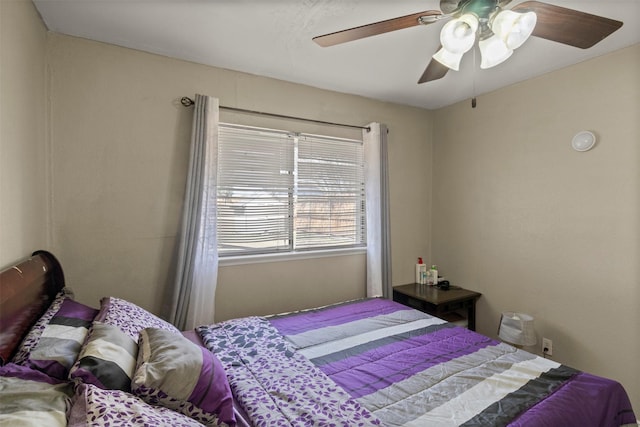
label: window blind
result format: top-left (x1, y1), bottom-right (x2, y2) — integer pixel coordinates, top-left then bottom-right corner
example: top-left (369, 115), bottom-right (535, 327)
top-left (217, 123), bottom-right (365, 256)
top-left (217, 125), bottom-right (293, 254)
top-left (295, 134), bottom-right (365, 250)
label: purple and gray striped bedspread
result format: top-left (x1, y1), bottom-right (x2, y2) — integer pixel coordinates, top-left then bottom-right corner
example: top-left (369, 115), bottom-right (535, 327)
top-left (199, 298), bottom-right (636, 427)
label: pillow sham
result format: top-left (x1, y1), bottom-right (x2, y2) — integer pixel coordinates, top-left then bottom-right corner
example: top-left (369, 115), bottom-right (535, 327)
top-left (0, 363), bottom-right (73, 427)
top-left (95, 297), bottom-right (180, 342)
top-left (11, 287), bottom-right (75, 365)
top-left (23, 298), bottom-right (98, 379)
top-left (69, 382), bottom-right (206, 427)
top-left (69, 322), bottom-right (137, 392)
top-left (131, 327), bottom-right (235, 427)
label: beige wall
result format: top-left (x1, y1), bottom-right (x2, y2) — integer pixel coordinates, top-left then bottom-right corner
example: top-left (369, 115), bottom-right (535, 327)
top-left (45, 33), bottom-right (433, 321)
top-left (432, 44), bottom-right (639, 412)
top-left (3, 0), bottom-right (637, 413)
top-left (0, 0), bottom-right (49, 266)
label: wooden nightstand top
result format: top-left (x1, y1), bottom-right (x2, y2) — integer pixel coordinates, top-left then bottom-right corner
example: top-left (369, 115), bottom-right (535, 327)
top-left (393, 283), bottom-right (481, 305)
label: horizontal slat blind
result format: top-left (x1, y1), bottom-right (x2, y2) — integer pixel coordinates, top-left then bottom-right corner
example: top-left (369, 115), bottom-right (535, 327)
top-left (217, 124), bottom-right (365, 256)
top-left (296, 134), bottom-right (365, 249)
top-left (217, 125), bottom-right (293, 255)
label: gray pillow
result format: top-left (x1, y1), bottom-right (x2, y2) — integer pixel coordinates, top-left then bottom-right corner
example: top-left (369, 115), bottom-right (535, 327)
top-left (131, 327), bottom-right (235, 426)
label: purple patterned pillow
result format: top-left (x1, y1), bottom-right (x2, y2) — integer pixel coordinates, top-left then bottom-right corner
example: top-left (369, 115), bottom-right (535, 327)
top-left (22, 298), bottom-right (98, 379)
top-left (11, 288), bottom-right (76, 365)
top-left (131, 328), bottom-right (235, 426)
top-left (69, 322), bottom-right (138, 392)
top-left (95, 297), bottom-right (180, 342)
top-left (0, 363), bottom-right (73, 426)
top-left (69, 382), bottom-right (206, 427)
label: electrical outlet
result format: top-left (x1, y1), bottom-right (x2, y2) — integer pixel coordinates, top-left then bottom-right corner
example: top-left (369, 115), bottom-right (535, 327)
top-left (542, 337), bottom-right (553, 356)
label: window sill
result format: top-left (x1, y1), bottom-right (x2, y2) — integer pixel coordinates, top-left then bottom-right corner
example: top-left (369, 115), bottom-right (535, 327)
top-left (218, 247), bottom-right (366, 267)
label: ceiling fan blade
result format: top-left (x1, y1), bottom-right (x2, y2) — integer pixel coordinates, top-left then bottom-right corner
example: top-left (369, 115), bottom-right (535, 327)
top-left (512, 1), bottom-right (623, 49)
top-left (313, 10), bottom-right (443, 47)
top-left (418, 52), bottom-right (450, 84)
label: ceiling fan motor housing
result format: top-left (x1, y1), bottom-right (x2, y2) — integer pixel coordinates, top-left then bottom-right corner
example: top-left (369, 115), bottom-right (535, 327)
top-left (442, 0), bottom-right (500, 19)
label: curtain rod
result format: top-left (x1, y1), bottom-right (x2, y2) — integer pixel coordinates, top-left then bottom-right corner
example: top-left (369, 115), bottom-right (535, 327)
top-left (180, 97), bottom-right (370, 132)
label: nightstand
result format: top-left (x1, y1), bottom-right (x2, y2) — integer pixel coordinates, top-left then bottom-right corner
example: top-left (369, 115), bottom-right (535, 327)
top-left (392, 283), bottom-right (481, 331)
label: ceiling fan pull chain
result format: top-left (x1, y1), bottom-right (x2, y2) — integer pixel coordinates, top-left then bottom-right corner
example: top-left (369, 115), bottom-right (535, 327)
top-left (471, 46), bottom-right (477, 108)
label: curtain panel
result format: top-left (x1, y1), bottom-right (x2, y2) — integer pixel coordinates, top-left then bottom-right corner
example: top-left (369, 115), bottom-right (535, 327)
top-left (168, 94), bottom-right (219, 330)
top-left (363, 123), bottom-right (392, 299)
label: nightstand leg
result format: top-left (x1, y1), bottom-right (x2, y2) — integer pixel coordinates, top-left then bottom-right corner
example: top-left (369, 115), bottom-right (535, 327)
top-left (468, 304), bottom-right (476, 331)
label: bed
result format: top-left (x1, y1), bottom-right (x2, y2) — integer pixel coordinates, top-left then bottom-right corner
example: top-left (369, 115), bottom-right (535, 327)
top-left (0, 251), bottom-right (637, 426)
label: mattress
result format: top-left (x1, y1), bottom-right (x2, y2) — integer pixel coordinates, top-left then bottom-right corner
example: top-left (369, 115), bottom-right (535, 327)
top-left (197, 298), bottom-right (637, 427)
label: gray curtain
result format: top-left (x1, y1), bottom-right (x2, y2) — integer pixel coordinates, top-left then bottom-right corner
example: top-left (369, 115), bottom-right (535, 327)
top-left (379, 124), bottom-right (392, 299)
top-left (363, 123), bottom-right (392, 298)
top-left (168, 94), bottom-right (219, 330)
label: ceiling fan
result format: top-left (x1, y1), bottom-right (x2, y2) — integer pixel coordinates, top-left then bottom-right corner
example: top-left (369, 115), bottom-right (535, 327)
top-left (313, 0), bottom-right (623, 84)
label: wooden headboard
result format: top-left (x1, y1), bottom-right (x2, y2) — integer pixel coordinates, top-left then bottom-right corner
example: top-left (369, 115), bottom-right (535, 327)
top-left (0, 250), bottom-right (65, 364)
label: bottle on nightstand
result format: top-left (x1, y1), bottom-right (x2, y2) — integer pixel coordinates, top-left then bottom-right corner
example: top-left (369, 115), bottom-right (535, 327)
top-left (428, 265), bottom-right (438, 285)
top-left (415, 258), bottom-right (427, 285)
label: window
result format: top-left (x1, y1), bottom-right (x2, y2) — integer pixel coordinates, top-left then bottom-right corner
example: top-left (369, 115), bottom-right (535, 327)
top-left (217, 123), bottom-right (366, 256)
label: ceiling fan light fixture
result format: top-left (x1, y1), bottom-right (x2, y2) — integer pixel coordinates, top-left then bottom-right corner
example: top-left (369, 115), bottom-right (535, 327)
top-left (479, 34), bottom-right (513, 69)
top-left (433, 47), bottom-right (464, 71)
top-left (491, 10), bottom-right (537, 50)
top-left (439, 13), bottom-right (479, 54)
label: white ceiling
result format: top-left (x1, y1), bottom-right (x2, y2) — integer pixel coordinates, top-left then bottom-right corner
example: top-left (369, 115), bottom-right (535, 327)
top-left (33, 0), bottom-right (640, 110)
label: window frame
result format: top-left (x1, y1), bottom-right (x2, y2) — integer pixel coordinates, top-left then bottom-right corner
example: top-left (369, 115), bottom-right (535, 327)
top-left (216, 123), bottom-right (367, 261)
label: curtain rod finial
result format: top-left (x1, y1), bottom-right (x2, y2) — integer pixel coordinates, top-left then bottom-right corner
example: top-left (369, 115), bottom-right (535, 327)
top-left (181, 97), bottom-right (194, 107)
